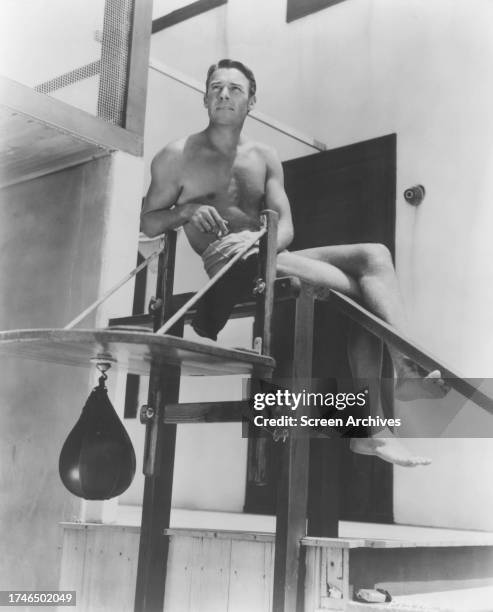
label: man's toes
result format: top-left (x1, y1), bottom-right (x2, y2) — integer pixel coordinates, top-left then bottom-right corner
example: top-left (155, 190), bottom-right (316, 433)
top-left (406, 456), bottom-right (431, 466)
top-left (395, 376), bottom-right (449, 401)
top-left (425, 369), bottom-right (442, 380)
top-left (425, 370), bottom-right (449, 390)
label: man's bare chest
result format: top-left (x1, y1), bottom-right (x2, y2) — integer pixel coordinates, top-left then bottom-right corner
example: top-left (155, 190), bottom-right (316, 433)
top-left (177, 153), bottom-right (267, 208)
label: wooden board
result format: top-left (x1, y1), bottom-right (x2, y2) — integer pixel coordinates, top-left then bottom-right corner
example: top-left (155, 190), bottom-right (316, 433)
top-left (0, 107), bottom-right (107, 187)
top-left (0, 328), bottom-right (275, 377)
top-left (59, 524), bottom-right (139, 612)
top-left (0, 77), bottom-right (143, 187)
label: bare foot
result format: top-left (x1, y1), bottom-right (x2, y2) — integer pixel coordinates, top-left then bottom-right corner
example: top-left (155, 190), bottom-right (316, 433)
top-left (395, 357), bottom-right (449, 402)
top-left (350, 432), bottom-right (431, 467)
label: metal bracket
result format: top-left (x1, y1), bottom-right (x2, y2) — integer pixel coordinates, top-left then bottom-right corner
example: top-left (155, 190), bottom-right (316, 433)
top-left (273, 427), bottom-right (289, 443)
top-left (148, 296), bottom-right (163, 314)
top-left (253, 278), bottom-right (266, 295)
top-left (140, 404), bottom-right (155, 424)
top-left (90, 353), bottom-right (116, 367)
top-left (253, 337), bottom-right (263, 354)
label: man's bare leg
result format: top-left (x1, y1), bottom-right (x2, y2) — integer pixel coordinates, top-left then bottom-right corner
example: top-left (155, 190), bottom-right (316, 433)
top-left (277, 244), bottom-right (447, 400)
top-left (346, 324), bottom-right (431, 466)
top-left (275, 245), bottom-right (438, 467)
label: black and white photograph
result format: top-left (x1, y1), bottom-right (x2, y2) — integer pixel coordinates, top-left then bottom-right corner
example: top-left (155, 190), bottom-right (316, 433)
top-left (1, 1), bottom-right (493, 611)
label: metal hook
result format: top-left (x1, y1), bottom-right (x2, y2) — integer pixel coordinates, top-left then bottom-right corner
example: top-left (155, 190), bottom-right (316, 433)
top-left (90, 355), bottom-right (114, 388)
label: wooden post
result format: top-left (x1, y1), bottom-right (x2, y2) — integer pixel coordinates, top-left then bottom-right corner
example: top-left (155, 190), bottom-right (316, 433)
top-left (253, 209), bottom-right (278, 355)
top-left (246, 210), bottom-right (278, 493)
top-left (134, 232), bottom-right (181, 612)
top-left (307, 437), bottom-right (341, 537)
top-left (272, 287), bottom-right (315, 612)
top-left (134, 362), bottom-right (181, 612)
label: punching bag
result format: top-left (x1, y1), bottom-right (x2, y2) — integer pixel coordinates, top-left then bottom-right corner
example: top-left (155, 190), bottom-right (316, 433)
top-left (59, 373), bottom-right (136, 500)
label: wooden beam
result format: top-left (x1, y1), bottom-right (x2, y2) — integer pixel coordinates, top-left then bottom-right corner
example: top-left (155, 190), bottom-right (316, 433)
top-left (272, 288), bottom-right (315, 612)
top-left (125, 0), bottom-right (153, 135)
top-left (0, 149), bottom-right (111, 190)
top-left (286, 0), bottom-right (348, 23)
top-left (307, 437), bottom-right (342, 538)
top-left (164, 400), bottom-right (249, 423)
top-left (108, 313), bottom-right (154, 329)
top-left (170, 275), bottom-right (300, 320)
top-left (134, 362), bottom-right (181, 612)
top-left (164, 528), bottom-right (275, 543)
top-left (152, 0), bottom-right (227, 34)
top-left (325, 289), bottom-right (493, 415)
top-left (0, 76), bottom-right (142, 156)
top-left (107, 276), bottom-right (301, 329)
top-left (253, 210), bottom-right (279, 355)
top-left (134, 231), bottom-right (180, 612)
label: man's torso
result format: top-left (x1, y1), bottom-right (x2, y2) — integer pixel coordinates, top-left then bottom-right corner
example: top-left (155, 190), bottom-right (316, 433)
top-left (172, 134), bottom-right (268, 253)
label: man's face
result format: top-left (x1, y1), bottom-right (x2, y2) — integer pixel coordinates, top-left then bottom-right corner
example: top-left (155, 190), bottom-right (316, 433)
top-left (204, 68), bottom-right (255, 125)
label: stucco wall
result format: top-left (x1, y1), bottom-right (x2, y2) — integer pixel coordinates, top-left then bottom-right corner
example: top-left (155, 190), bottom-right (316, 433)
top-left (0, 152), bottom-right (143, 589)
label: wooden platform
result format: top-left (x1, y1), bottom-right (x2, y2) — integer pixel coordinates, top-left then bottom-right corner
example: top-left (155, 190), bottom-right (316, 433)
top-left (115, 507), bottom-right (493, 549)
top-left (0, 328), bottom-right (274, 377)
top-left (59, 515), bottom-right (493, 612)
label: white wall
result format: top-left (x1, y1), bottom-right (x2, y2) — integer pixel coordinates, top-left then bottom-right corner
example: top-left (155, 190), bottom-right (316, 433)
top-left (0, 0), bottom-right (104, 115)
top-left (142, 0), bottom-right (493, 529)
top-left (0, 1), bottom-right (147, 583)
top-left (0, 152), bottom-right (143, 589)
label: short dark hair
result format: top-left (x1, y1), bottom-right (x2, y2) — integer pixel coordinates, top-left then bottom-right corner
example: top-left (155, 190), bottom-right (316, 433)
top-left (205, 59), bottom-right (256, 97)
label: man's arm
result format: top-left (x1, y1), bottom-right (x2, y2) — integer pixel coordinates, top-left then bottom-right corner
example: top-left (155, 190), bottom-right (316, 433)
top-left (140, 145), bottom-right (188, 237)
top-left (264, 147), bottom-right (294, 251)
top-left (141, 144), bottom-right (228, 237)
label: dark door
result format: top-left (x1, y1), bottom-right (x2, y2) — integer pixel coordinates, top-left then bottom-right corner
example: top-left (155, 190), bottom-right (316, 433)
top-left (245, 134), bottom-right (396, 528)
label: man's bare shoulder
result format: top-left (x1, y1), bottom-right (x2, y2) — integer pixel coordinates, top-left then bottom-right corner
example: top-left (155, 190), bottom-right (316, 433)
top-left (151, 133), bottom-right (206, 170)
top-left (243, 140), bottom-right (281, 164)
top-left (151, 138), bottom-right (186, 170)
top-left (242, 141), bottom-right (282, 177)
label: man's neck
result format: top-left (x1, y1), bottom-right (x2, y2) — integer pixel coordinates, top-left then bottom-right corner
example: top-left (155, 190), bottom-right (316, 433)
top-left (204, 123), bottom-right (244, 156)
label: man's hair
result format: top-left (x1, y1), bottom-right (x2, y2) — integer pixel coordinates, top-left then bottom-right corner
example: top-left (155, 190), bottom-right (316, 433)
top-left (205, 59), bottom-right (256, 97)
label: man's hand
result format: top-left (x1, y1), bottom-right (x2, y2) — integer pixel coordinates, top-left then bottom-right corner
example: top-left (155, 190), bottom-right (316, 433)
top-left (182, 203), bottom-right (229, 236)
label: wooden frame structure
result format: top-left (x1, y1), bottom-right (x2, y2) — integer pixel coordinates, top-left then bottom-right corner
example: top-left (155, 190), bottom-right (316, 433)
top-left (132, 211), bottom-right (283, 612)
top-left (152, 0), bottom-right (228, 34)
top-left (1, 207), bottom-right (493, 609)
top-left (103, 208), bottom-right (328, 611)
top-left (286, 0), bottom-right (349, 23)
top-left (121, 223), bottom-right (493, 611)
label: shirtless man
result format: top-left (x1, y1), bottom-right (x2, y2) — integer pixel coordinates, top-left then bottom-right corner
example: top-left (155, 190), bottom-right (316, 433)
top-left (141, 59), bottom-right (445, 467)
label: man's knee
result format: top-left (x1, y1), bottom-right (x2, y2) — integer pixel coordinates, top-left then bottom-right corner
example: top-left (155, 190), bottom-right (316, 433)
top-left (359, 243), bottom-right (393, 273)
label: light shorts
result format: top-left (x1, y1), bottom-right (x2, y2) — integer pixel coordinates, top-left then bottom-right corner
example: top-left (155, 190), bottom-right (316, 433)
top-left (200, 230), bottom-right (260, 278)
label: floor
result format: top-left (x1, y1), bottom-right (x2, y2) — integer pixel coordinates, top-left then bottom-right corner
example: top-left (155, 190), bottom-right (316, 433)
top-left (115, 505), bottom-right (493, 547)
